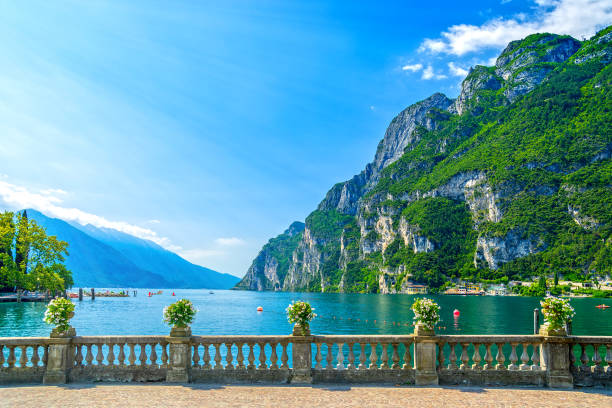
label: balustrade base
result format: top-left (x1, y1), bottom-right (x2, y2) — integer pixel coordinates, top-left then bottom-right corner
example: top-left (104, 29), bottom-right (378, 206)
top-left (43, 370), bottom-right (67, 385)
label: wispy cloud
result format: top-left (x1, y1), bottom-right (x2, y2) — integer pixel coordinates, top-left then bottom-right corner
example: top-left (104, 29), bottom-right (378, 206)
top-left (0, 179), bottom-right (174, 248)
top-left (448, 62), bottom-right (469, 77)
top-left (402, 63), bottom-right (423, 72)
top-left (215, 237), bottom-right (246, 246)
top-left (421, 65), bottom-right (448, 80)
top-left (419, 0), bottom-right (612, 56)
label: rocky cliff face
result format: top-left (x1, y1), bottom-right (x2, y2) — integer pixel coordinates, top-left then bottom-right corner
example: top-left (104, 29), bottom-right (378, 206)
top-left (236, 27), bottom-right (612, 293)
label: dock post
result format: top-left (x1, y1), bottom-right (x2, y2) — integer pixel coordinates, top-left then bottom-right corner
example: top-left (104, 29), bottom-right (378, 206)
top-left (91, 288), bottom-right (95, 300)
top-left (78, 288), bottom-right (83, 301)
top-left (134, 290), bottom-right (137, 297)
top-left (16, 289), bottom-right (22, 303)
top-left (533, 308), bottom-right (539, 334)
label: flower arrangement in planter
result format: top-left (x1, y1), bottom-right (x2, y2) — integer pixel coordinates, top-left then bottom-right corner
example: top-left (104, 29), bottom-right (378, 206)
top-left (43, 297), bottom-right (76, 337)
top-left (540, 295), bottom-right (574, 335)
top-left (411, 297), bottom-right (440, 335)
top-left (286, 301), bottom-right (316, 335)
top-left (163, 299), bottom-right (197, 336)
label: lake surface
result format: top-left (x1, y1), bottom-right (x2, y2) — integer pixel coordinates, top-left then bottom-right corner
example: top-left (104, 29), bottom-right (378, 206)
top-left (1, 290), bottom-right (611, 337)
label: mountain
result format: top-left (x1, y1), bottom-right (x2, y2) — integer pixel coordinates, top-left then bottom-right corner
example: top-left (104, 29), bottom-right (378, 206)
top-left (27, 210), bottom-right (239, 289)
top-left (236, 27), bottom-right (612, 293)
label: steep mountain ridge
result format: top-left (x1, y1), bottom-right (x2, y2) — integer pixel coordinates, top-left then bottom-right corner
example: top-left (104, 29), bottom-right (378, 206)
top-left (237, 28), bottom-right (612, 293)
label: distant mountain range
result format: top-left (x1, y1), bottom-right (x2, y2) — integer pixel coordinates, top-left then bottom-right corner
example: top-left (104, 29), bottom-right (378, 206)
top-left (26, 209), bottom-right (239, 289)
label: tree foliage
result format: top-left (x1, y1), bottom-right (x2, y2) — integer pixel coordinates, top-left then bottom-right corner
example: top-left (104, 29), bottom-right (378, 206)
top-left (0, 210), bottom-right (73, 293)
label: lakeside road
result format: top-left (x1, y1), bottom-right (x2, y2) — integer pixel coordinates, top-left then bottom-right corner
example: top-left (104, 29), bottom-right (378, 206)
top-left (0, 384), bottom-right (610, 407)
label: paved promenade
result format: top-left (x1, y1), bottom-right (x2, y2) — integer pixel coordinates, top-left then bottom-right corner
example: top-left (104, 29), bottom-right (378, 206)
top-left (0, 384), bottom-right (610, 407)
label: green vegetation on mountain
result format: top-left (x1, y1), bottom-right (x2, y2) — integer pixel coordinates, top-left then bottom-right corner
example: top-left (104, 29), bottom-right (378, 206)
top-left (237, 27), bottom-right (612, 294)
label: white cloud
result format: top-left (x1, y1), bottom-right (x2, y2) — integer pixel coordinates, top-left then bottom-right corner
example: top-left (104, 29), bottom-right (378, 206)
top-left (147, 219), bottom-right (161, 224)
top-left (402, 63), bottom-right (423, 72)
top-left (215, 237), bottom-right (246, 246)
top-left (419, 0), bottom-right (612, 56)
top-left (0, 179), bottom-right (174, 248)
top-left (448, 62), bottom-right (469, 77)
top-left (421, 65), bottom-right (448, 80)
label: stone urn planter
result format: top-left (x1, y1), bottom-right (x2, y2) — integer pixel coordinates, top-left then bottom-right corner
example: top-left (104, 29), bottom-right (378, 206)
top-left (414, 323), bottom-right (435, 336)
top-left (50, 326), bottom-right (76, 338)
top-left (539, 325), bottom-right (567, 336)
top-left (292, 323), bottom-right (310, 336)
top-left (170, 326), bottom-right (192, 337)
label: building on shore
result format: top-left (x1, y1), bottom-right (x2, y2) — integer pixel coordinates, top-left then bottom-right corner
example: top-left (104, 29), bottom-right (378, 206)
top-left (486, 284), bottom-right (508, 296)
top-left (404, 283), bottom-right (428, 294)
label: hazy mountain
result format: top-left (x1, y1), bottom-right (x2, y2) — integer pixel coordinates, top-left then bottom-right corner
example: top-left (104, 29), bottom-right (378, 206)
top-left (26, 210), bottom-right (239, 289)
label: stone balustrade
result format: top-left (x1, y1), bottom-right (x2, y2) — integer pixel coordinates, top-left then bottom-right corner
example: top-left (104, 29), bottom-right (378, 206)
top-left (1, 333), bottom-right (610, 387)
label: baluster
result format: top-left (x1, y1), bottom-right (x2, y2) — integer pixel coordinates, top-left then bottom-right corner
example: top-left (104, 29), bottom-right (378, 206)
top-left (314, 343), bottom-right (323, 369)
top-left (0, 345), bottom-right (4, 367)
top-left (213, 343), bottom-right (222, 370)
top-left (280, 342), bottom-right (289, 370)
top-left (472, 343), bottom-right (482, 370)
top-left (203, 344), bottom-right (211, 369)
top-left (592, 344), bottom-right (603, 373)
top-left (96, 344), bottom-right (105, 366)
top-left (460, 343), bottom-right (469, 370)
top-left (269, 343), bottom-right (278, 370)
top-left (402, 342), bottom-right (412, 370)
top-left (368, 343), bottom-right (378, 369)
top-left (604, 344), bottom-right (612, 373)
top-left (326, 343), bottom-right (334, 370)
top-left (107, 343), bottom-right (115, 366)
top-left (191, 344), bottom-right (200, 367)
top-left (128, 343), bottom-right (136, 366)
top-left (18, 346), bottom-right (28, 367)
top-left (118, 343), bottom-right (126, 366)
top-left (161, 342), bottom-right (169, 366)
top-left (380, 343), bottom-right (389, 369)
top-left (347, 343), bottom-right (356, 370)
top-left (138, 344), bottom-right (147, 366)
top-left (438, 343), bottom-right (445, 371)
top-left (519, 343), bottom-right (530, 370)
top-left (258, 343), bottom-right (267, 370)
top-left (247, 343), bottom-right (255, 369)
top-left (225, 343), bottom-right (235, 370)
top-left (7, 346), bottom-right (15, 368)
top-left (483, 344), bottom-right (493, 370)
top-left (149, 343), bottom-right (157, 366)
top-left (359, 343), bottom-right (367, 369)
top-left (42, 346), bottom-right (48, 367)
top-left (85, 344), bottom-right (94, 366)
top-left (236, 343), bottom-right (245, 369)
top-left (391, 343), bottom-right (400, 369)
top-left (336, 343), bottom-right (344, 370)
top-left (74, 345), bottom-right (83, 367)
top-left (508, 343), bottom-right (518, 370)
top-left (31, 345), bottom-right (40, 367)
top-left (580, 343), bottom-right (589, 372)
top-left (448, 343), bottom-right (457, 370)
top-left (495, 343), bottom-right (506, 370)
top-left (531, 343), bottom-right (540, 371)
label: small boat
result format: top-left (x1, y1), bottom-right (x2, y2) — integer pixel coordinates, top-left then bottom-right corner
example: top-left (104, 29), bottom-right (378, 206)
top-left (68, 293), bottom-right (79, 299)
top-left (209, 291), bottom-right (214, 294)
top-left (596, 304), bottom-right (610, 309)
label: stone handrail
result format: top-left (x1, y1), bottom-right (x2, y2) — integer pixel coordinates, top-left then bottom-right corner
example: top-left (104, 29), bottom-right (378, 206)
top-left (1, 332), bottom-right (611, 387)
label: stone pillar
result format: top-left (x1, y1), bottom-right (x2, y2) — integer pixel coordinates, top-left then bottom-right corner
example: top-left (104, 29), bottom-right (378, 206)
top-left (166, 327), bottom-right (192, 382)
top-left (78, 288), bottom-right (83, 301)
top-left (290, 323), bottom-right (312, 383)
top-left (43, 328), bottom-right (76, 384)
top-left (540, 329), bottom-right (573, 388)
top-left (91, 288), bottom-right (95, 300)
top-left (414, 327), bottom-right (439, 385)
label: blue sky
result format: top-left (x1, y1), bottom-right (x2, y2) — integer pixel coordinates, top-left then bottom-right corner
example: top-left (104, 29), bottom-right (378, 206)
top-left (1, 0), bottom-right (610, 277)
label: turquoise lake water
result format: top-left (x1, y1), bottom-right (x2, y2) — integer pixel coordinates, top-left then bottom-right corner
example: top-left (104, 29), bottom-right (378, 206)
top-left (1, 290), bottom-right (611, 337)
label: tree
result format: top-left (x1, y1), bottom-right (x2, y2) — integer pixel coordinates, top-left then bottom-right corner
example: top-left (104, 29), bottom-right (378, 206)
top-left (554, 270), bottom-right (559, 287)
top-left (538, 274), bottom-right (548, 291)
top-left (0, 210), bottom-right (72, 293)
